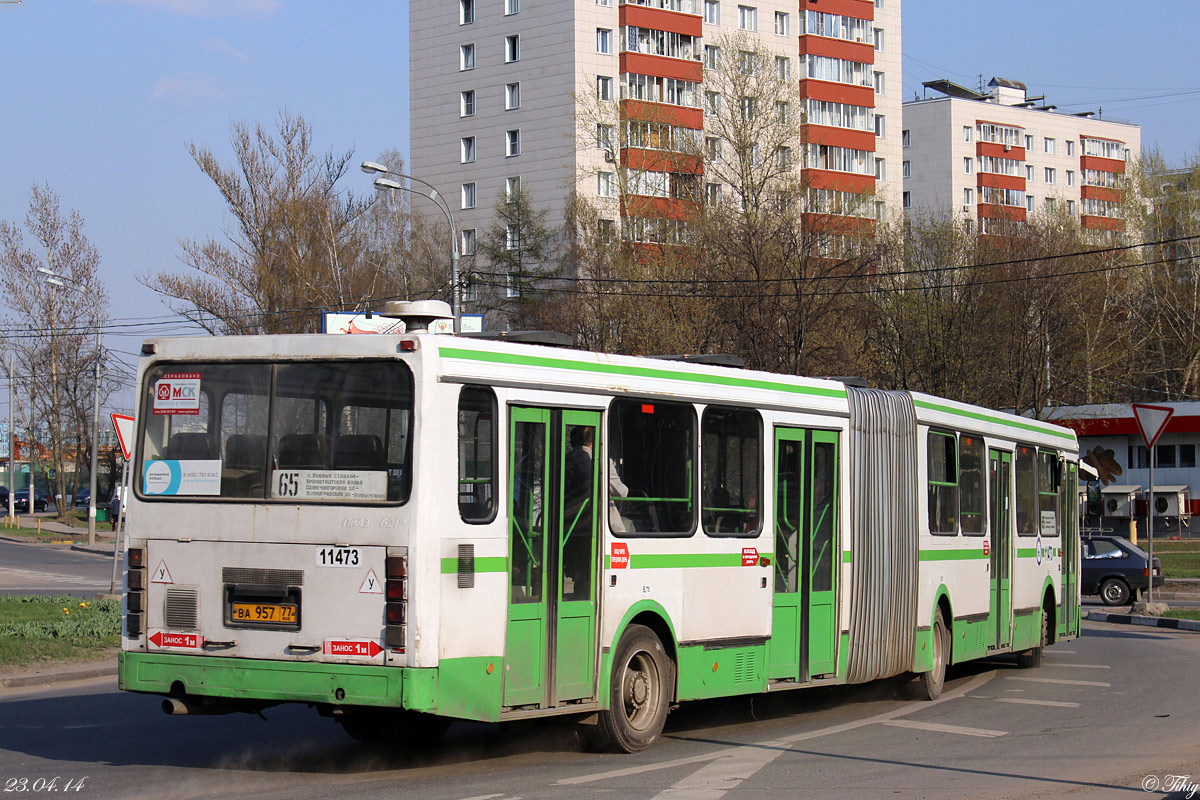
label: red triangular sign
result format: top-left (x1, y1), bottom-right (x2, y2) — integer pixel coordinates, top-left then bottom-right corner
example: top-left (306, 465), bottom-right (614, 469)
top-left (1132, 404), bottom-right (1174, 449)
top-left (111, 413), bottom-right (135, 461)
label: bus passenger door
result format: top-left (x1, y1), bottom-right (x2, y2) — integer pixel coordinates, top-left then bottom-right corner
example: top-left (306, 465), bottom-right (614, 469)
top-left (769, 428), bottom-right (839, 682)
top-left (1061, 464), bottom-right (1079, 637)
top-left (988, 450), bottom-right (1013, 649)
top-left (505, 407), bottom-right (601, 709)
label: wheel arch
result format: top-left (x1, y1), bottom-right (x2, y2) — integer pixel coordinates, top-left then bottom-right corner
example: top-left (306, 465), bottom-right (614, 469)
top-left (600, 600), bottom-right (679, 706)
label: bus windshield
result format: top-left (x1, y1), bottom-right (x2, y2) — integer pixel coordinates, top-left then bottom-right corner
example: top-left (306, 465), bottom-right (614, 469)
top-left (138, 360), bottom-right (414, 504)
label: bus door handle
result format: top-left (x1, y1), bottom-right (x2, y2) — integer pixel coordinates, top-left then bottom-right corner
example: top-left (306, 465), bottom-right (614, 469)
top-left (204, 640), bottom-right (237, 650)
top-left (287, 644), bottom-right (321, 654)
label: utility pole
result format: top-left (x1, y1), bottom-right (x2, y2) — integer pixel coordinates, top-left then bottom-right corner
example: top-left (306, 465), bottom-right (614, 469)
top-left (87, 327), bottom-right (102, 547)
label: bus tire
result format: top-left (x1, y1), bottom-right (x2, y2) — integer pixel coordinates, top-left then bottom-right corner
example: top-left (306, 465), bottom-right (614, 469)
top-left (1017, 608), bottom-right (1048, 669)
top-left (337, 709), bottom-right (450, 748)
top-left (594, 624), bottom-right (673, 753)
top-left (909, 609), bottom-right (949, 701)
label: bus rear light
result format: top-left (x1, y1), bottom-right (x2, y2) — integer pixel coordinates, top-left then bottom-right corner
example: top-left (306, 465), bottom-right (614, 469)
top-left (385, 602), bottom-right (406, 625)
top-left (128, 547), bottom-right (145, 569)
top-left (384, 624), bottom-right (405, 650)
top-left (128, 568), bottom-right (146, 591)
top-left (385, 579), bottom-right (405, 602)
top-left (399, 339), bottom-right (418, 352)
top-left (127, 592), bottom-right (144, 613)
top-left (385, 556), bottom-right (407, 578)
top-left (127, 612), bottom-right (143, 638)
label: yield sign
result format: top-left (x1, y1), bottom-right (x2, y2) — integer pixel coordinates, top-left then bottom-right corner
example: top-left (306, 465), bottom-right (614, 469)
top-left (111, 413), bottom-right (135, 461)
top-left (1132, 404), bottom-right (1174, 449)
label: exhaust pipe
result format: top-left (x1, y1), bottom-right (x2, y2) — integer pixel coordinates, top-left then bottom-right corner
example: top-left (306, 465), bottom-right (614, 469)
top-left (162, 697), bottom-right (249, 716)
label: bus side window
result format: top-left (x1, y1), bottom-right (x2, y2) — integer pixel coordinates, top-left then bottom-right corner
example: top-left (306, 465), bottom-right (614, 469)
top-left (609, 398), bottom-right (696, 536)
top-left (959, 435), bottom-right (985, 535)
top-left (458, 386), bottom-right (497, 523)
top-left (928, 431), bottom-right (958, 535)
top-left (701, 406), bottom-right (762, 537)
top-left (1039, 450), bottom-right (1061, 538)
top-left (1015, 445), bottom-right (1038, 536)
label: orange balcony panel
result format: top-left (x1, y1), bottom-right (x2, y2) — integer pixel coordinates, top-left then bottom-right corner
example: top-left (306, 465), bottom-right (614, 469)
top-left (798, 35), bottom-right (874, 64)
top-left (620, 52), bottom-right (703, 83)
top-left (804, 169), bottom-right (875, 194)
top-left (807, 0), bottom-right (873, 21)
top-left (619, 5), bottom-right (703, 37)
top-left (798, 80), bottom-right (875, 108)
top-left (977, 173), bottom-right (1025, 191)
top-left (976, 142), bottom-right (1025, 161)
top-left (977, 203), bottom-right (1026, 222)
top-left (1080, 155), bottom-right (1126, 174)
top-left (620, 196), bottom-right (695, 220)
top-left (620, 99), bottom-right (704, 130)
top-left (1081, 185), bottom-right (1123, 203)
top-left (804, 124), bottom-right (875, 152)
top-left (1082, 215), bottom-right (1125, 232)
top-left (621, 148), bottom-right (704, 174)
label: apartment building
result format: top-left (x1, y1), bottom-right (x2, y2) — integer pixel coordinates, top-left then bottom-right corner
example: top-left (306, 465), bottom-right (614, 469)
top-left (902, 78), bottom-right (1141, 233)
top-left (410, 0), bottom-right (903, 307)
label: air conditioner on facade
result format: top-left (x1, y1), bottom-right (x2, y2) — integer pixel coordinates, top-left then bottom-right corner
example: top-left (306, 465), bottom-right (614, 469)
top-left (1101, 485), bottom-right (1140, 517)
top-left (1152, 485), bottom-right (1191, 518)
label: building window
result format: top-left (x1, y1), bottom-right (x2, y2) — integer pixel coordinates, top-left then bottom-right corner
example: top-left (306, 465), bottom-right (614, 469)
top-left (739, 50), bottom-right (757, 75)
top-left (460, 43), bottom-right (475, 71)
top-left (505, 82), bottom-right (521, 109)
top-left (1066, 170), bottom-right (1075, 187)
top-left (706, 182), bottom-right (721, 205)
top-left (1067, 199), bottom-right (1076, 214)
top-left (776, 146), bottom-right (792, 169)
top-left (505, 176), bottom-right (521, 200)
top-left (964, 157), bottom-right (973, 174)
top-left (774, 11), bottom-right (789, 36)
top-left (597, 75), bottom-right (614, 100)
top-left (737, 5), bottom-right (756, 31)
top-left (874, 0), bottom-right (883, 7)
top-left (902, 191), bottom-right (911, 209)
top-left (873, 27), bottom-right (884, 50)
top-left (460, 0), bottom-right (474, 25)
top-left (705, 91), bottom-right (721, 114)
top-left (704, 0), bottom-right (720, 24)
top-left (706, 136), bottom-right (721, 161)
top-left (1026, 164), bottom-right (1035, 181)
top-left (875, 157), bottom-right (886, 181)
top-left (1025, 195), bottom-right (1035, 212)
top-left (775, 101), bottom-right (790, 123)
top-left (873, 71), bottom-right (884, 94)
top-left (1044, 137), bottom-right (1056, 155)
top-left (774, 55), bottom-right (790, 81)
top-left (460, 228), bottom-right (476, 256)
top-left (461, 182), bottom-right (476, 210)
top-left (461, 275), bottom-right (477, 302)
top-left (506, 129), bottom-right (521, 157)
top-left (1066, 140), bottom-right (1075, 157)
top-left (597, 0), bottom-right (613, 5)
top-left (1025, 134), bottom-right (1033, 150)
top-left (506, 273), bottom-right (520, 298)
top-left (901, 129), bottom-right (909, 148)
top-left (1044, 167), bottom-right (1056, 184)
top-left (596, 124), bottom-right (615, 151)
top-left (461, 90), bottom-right (475, 117)
top-left (964, 187), bottom-right (974, 206)
top-left (460, 136), bottom-right (476, 164)
top-left (963, 125), bottom-right (972, 143)
top-left (875, 114), bottom-right (885, 137)
top-left (740, 96), bottom-right (756, 120)
top-left (705, 45), bottom-right (721, 69)
top-left (902, 160), bottom-right (910, 178)
top-left (506, 224), bottom-right (519, 251)
top-left (597, 28), bottom-right (612, 54)
top-left (1045, 197), bottom-right (1056, 210)
top-left (505, 34), bottom-right (520, 62)
top-left (505, 0), bottom-right (519, 14)
top-left (597, 171), bottom-right (616, 198)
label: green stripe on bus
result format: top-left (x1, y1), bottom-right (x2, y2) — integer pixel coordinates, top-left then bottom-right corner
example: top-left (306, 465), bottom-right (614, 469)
top-left (843, 551), bottom-right (853, 564)
top-left (603, 552), bottom-right (758, 569)
top-left (439, 347), bottom-right (848, 400)
top-left (913, 399), bottom-right (1075, 442)
top-left (1017, 548), bottom-right (1038, 559)
top-left (918, 549), bottom-right (989, 562)
top-left (440, 557), bottom-right (508, 574)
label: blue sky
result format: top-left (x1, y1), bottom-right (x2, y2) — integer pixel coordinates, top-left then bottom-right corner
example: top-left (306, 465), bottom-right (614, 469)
top-left (1, 0), bottom-right (1198, 411)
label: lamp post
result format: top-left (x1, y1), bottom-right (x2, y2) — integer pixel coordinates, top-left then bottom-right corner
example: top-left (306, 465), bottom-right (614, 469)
top-left (360, 161), bottom-right (461, 333)
top-left (36, 267), bottom-right (103, 547)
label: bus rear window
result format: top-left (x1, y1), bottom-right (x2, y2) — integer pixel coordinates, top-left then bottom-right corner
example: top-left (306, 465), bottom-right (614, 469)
top-left (139, 361), bottom-right (414, 504)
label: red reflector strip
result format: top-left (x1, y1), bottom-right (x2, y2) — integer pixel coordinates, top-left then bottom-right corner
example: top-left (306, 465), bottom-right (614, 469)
top-left (385, 579), bottom-right (405, 602)
top-left (385, 602), bottom-right (405, 624)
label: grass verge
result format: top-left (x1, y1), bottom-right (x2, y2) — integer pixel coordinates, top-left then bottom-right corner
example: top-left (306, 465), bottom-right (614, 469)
top-left (1155, 551), bottom-right (1200, 579)
top-left (0, 595), bottom-right (120, 669)
top-left (1163, 609), bottom-right (1200, 622)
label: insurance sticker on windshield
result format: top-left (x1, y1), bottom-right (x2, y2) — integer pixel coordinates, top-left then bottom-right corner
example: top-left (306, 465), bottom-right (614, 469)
top-left (152, 373), bottom-right (202, 415)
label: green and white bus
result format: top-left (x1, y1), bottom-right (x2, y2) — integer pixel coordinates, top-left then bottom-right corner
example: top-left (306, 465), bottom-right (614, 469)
top-left (119, 302), bottom-right (1081, 751)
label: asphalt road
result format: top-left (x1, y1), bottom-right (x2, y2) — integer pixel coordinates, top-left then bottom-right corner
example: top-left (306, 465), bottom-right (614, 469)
top-left (2, 621), bottom-right (1198, 800)
top-left (0, 539), bottom-right (120, 597)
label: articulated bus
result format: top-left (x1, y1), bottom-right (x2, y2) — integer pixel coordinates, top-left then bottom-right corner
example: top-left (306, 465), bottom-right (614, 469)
top-left (119, 302), bottom-right (1081, 752)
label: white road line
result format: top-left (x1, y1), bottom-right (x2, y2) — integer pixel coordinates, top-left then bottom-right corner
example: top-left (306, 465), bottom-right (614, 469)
top-left (1005, 676), bottom-right (1110, 687)
top-left (1045, 650), bottom-right (1076, 654)
top-left (561, 671), bottom-right (996, 790)
top-left (456, 795), bottom-right (505, 800)
top-left (1039, 663), bottom-right (1111, 669)
top-left (881, 719), bottom-right (1007, 738)
top-left (995, 698), bottom-right (1081, 708)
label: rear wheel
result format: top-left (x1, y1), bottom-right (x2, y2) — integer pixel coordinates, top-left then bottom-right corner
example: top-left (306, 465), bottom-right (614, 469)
top-left (1100, 578), bottom-right (1131, 606)
top-left (336, 709), bottom-right (450, 747)
top-left (909, 609), bottom-right (949, 701)
top-left (591, 624), bottom-right (672, 752)
top-left (1017, 608), bottom-right (1048, 669)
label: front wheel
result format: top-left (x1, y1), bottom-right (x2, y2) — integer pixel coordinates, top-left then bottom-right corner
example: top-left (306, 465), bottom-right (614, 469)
top-left (1100, 578), bottom-right (1131, 606)
top-left (591, 624), bottom-right (673, 753)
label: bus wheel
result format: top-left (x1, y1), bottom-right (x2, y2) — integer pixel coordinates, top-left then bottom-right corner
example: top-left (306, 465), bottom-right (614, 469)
top-left (908, 609), bottom-right (948, 701)
top-left (594, 624), bottom-right (672, 753)
top-left (1017, 608), bottom-right (1048, 669)
top-left (337, 709), bottom-right (450, 747)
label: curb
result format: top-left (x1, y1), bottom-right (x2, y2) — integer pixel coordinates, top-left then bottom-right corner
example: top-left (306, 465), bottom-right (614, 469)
top-left (70, 543), bottom-right (121, 557)
top-left (0, 661), bottom-right (118, 692)
top-left (1085, 610), bottom-right (1200, 632)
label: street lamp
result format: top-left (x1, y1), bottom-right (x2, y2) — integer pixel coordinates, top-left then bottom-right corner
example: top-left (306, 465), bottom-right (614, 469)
top-left (37, 267), bottom-right (104, 548)
top-left (360, 161), bottom-right (461, 333)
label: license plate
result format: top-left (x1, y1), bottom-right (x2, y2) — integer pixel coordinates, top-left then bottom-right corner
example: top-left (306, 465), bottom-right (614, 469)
top-left (316, 546), bottom-right (363, 568)
top-left (231, 602), bottom-right (297, 624)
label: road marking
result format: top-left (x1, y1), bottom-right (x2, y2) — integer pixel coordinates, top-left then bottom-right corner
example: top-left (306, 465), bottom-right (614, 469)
top-left (561, 672), bottom-right (996, 790)
top-left (1005, 676), bottom-right (1110, 687)
top-left (881, 720), bottom-right (1007, 738)
top-left (1040, 663), bottom-right (1110, 670)
top-left (995, 698), bottom-right (1081, 708)
top-left (1045, 650), bottom-right (1076, 654)
top-left (456, 795), bottom-right (505, 800)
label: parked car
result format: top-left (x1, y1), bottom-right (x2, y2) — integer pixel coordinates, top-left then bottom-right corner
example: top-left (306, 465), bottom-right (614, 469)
top-left (74, 487), bottom-right (90, 508)
top-left (0, 486), bottom-right (7, 508)
top-left (13, 489), bottom-right (48, 513)
top-left (1081, 535), bottom-right (1164, 606)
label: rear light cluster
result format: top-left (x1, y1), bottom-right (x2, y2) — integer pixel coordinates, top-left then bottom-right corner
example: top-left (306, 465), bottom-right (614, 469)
top-left (385, 554), bottom-right (407, 652)
top-left (127, 547), bottom-right (146, 637)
